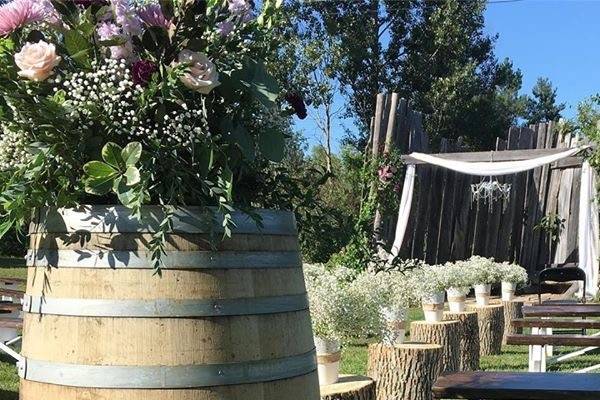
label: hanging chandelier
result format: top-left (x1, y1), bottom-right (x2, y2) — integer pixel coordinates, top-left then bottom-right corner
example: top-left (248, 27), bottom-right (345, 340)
top-left (471, 177), bottom-right (511, 211)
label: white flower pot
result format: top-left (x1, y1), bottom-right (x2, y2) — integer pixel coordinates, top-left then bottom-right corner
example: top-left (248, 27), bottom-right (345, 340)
top-left (447, 287), bottom-right (469, 313)
top-left (315, 336), bottom-right (341, 386)
top-left (381, 306), bottom-right (407, 346)
top-left (474, 283), bottom-right (491, 306)
top-left (502, 281), bottom-right (517, 301)
top-left (422, 291), bottom-right (445, 322)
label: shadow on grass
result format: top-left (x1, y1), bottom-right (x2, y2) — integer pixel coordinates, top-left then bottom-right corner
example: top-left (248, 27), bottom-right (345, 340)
top-left (0, 390), bottom-right (17, 400)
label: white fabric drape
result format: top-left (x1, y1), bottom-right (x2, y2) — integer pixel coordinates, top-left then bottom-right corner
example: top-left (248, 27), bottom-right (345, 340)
top-left (390, 146), bottom-right (599, 297)
top-left (578, 161), bottom-right (599, 298)
top-left (389, 164), bottom-right (416, 259)
top-left (408, 146), bottom-right (584, 177)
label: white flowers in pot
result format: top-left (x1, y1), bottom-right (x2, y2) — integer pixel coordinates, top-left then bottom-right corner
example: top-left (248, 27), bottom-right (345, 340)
top-left (413, 265), bottom-right (446, 322)
top-left (304, 264), bottom-right (386, 386)
top-left (467, 256), bottom-right (502, 306)
top-left (440, 262), bottom-right (475, 313)
top-left (354, 270), bottom-right (417, 346)
top-left (498, 262), bottom-right (528, 301)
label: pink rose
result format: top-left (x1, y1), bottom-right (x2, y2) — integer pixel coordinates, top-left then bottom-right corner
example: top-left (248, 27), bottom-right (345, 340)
top-left (14, 40), bottom-right (61, 82)
top-left (177, 50), bottom-right (220, 94)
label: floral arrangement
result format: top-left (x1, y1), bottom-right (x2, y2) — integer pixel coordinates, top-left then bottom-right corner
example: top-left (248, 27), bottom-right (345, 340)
top-left (498, 261), bottom-right (528, 284)
top-left (440, 261), bottom-right (476, 293)
top-left (304, 264), bottom-right (400, 342)
top-left (411, 264), bottom-right (446, 298)
top-left (465, 256), bottom-right (502, 285)
top-left (0, 0), bottom-right (298, 268)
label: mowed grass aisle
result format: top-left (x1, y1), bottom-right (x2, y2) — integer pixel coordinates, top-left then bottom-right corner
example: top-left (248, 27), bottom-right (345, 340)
top-left (0, 267), bottom-right (598, 400)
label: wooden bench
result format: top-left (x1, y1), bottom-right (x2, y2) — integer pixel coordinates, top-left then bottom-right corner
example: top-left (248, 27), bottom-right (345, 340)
top-left (0, 288), bottom-right (24, 299)
top-left (523, 304), bottom-right (600, 317)
top-left (433, 371), bottom-right (600, 399)
top-left (506, 334), bottom-right (600, 347)
top-left (0, 319), bottom-right (22, 329)
top-left (512, 318), bottom-right (600, 329)
top-left (0, 278), bottom-right (25, 285)
top-left (0, 303), bottom-right (21, 312)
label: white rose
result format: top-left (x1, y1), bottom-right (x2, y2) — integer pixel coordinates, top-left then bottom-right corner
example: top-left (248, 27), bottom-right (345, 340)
top-left (15, 41), bottom-right (61, 82)
top-left (177, 50), bottom-right (220, 94)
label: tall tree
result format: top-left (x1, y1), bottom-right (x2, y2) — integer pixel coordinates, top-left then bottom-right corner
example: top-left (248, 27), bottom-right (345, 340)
top-left (525, 77), bottom-right (566, 125)
top-left (399, 0), bottom-right (526, 149)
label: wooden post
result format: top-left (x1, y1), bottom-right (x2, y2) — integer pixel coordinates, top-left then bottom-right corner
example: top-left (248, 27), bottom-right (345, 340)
top-left (502, 301), bottom-right (524, 345)
top-left (473, 304), bottom-right (505, 356)
top-left (410, 320), bottom-right (461, 374)
top-left (367, 343), bottom-right (442, 400)
top-left (444, 311), bottom-right (480, 371)
top-left (320, 375), bottom-right (375, 400)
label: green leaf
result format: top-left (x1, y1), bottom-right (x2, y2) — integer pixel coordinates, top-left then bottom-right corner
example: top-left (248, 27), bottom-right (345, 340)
top-left (84, 175), bottom-right (114, 196)
top-left (142, 26), bottom-right (169, 52)
top-left (241, 60), bottom-right (280, 108)
top-left (115, 178), bottom-right (139, 207)
top-left (258, 128), bottom-right (285, 162)
top-left (159, 0), bottom-right (175, 20)
top-left (98, 36), bottom-right (128, 47)
top-left (0, 220), bottom-right (14, 239)
top-left (123, 166), bottom-right (141, 186)
top-left (230, 123), bottom-right (255, 161)
top-left (102, 142), bottom-right (124, 169)
top-left (83, 161), bottom-right (118, 178)
top-left (64, 30), bottom-right (91, 67)
top-left (121, 142), bottom-right (142, 166)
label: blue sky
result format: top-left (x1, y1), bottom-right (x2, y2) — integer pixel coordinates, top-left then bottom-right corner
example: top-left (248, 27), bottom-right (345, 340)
top-left (295, 0), bottom-right (600, 153)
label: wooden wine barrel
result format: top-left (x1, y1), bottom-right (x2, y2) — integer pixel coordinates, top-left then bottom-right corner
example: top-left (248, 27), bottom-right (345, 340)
top-left (20, 206), bottom-right (319, 400)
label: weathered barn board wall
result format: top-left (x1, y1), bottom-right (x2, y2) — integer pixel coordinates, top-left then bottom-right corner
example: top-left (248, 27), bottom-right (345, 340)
top-left (369, 93), bottom-right (583, 276)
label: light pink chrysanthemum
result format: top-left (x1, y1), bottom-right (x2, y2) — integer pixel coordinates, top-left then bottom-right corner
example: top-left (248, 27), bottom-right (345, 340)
top-left (137, 3), bottom-right (172, 30)
top-left (110, 0), bottom-right (142, 36)
top-left (216, 20), bottom-right (234, 37)
top-left (0, 0), bottom-right (53, 36)
top-left (96, 21), bottom-right (121, 40)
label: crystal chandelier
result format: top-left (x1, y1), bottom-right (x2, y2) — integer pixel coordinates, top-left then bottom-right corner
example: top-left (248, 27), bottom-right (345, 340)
top-left (471, 177), bottom-right (511, 212)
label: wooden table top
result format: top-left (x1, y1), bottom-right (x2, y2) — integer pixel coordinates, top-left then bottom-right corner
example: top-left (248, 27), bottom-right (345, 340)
top-left (523, 304), bottom-right (600, 317)
top-left (512, 318), bottom-right (600, 329)
top-left (433, 371), bottom-right (600, 399)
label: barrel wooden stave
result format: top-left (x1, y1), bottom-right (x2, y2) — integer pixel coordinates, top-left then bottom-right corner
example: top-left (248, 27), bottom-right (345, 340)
top-left (21, 372), bottom-right (319, 400)
top-left (21, 207), bottom-right (318, 400)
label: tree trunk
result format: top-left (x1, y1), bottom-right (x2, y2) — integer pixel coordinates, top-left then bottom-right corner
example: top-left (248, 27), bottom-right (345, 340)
top-left (444, 311), bottom-right (480, 371)
top-left (410, 320), bottom-right (461, 374)
top-left (320, 375), bottom-right (375, 400)
top-left (502, 300), bottom-right (524, 345)
top-left (474, 304), bottom-right (505, 356)
top-left (367, 343), bottom-right (442, 400)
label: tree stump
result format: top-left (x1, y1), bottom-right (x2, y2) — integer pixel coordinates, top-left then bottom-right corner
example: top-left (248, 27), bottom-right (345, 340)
top-left (502, 300), bottom-right (524, 345)
top-left (444, 311), bottom-right (480, 371)
top-left (410, 320), bottom-right (461, 374)
top-left (367, 343), bottom-right (442, 400)
top-left (320, 375), bottom-right (375, 400)
top-left (473, 304), bottom-right (505, 356)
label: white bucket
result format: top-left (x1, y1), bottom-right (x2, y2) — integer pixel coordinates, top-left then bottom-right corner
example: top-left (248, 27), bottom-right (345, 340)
top-left (422, 292), bottom-right (445, 322)
top-left (447, 287), bottom-right (469, 313)
top-left (501, 281), bottom-right (517, 302)
top-left (474, 283), bottom-right (491, 306)
top-left (381, 306), bottom-right (407, 346)
top-left (315, 336), bottom-right (341, 386)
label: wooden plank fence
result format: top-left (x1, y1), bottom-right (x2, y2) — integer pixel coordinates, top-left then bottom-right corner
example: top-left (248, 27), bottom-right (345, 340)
top-left (368, 93), bottom-right (583, 276)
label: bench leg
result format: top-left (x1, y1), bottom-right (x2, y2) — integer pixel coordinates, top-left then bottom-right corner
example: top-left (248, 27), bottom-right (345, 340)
top-left (545, 327), bottom-right (553, 357)
top-left (529, 327), bottom-right (547, 372)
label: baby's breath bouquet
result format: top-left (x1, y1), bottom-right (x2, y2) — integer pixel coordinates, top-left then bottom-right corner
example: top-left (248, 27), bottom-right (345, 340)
top-left (466, 256), bottom-right (502, 285)
top-left (440, 261), bottom-right (476, 293)
top-left (498, 262), bottom-right (528, 284)
top-left (412, 264), bottom-right (446, 299)
top-left (0, 0), bottom-right (298, 266)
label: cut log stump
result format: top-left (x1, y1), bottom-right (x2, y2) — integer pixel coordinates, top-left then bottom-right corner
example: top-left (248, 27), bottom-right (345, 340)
top-left (410, 320), bottom-right (461, 374)
top-left (502, 300), bottom-right (524, 345)
top-left (367, 343), bottom-right (442, 400)
top-left (473, 304), bottom-right (505, 356)
top-left (320, 375), bottom-right (375, 400)
top-left (444, 311), bottom-right (480, 371)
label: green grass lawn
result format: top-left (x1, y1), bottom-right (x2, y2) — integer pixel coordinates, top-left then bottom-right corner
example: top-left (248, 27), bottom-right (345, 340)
top-left (0, 266), bottom-right (599, 400)
top-left (341, 307), bottom-right (600, 376)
